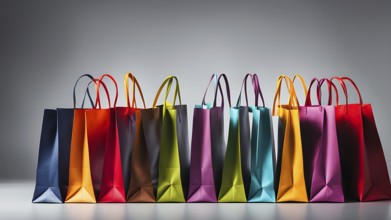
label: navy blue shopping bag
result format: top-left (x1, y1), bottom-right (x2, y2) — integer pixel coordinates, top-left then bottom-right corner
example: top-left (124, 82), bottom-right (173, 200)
top-left (32, 74), bottom-right (95, 203)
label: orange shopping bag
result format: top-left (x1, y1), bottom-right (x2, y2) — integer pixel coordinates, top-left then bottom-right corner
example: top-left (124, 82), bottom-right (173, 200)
top-left (65, 78), bottom-right (110, 203)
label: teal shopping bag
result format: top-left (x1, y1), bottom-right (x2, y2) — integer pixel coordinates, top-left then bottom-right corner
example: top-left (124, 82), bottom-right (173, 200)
top-left (248, 74), bottom-right (276, 202)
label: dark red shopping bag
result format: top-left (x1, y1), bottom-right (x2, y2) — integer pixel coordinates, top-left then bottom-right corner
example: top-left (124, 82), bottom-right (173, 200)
top-left (333, 76), bottom-right (391, 202)
top-left (87, 74), bottom-right (126, 202)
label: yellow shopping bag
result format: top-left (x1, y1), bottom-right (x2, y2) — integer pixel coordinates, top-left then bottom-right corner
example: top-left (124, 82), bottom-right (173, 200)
top-left (273, 74), bottom-right (308, 202)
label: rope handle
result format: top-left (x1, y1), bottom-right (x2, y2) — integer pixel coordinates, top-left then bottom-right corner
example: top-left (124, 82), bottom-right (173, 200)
top-left (236, 73), bottom-right (252, 107)
top-left (252, 74), bottom-right (265, 108)
top-left (94, 74), bottom-right (119, 108)
top-left (272, 75), bottom-right (299, 116)
top-left (201, 74), bottom-right (223, 107)
top-left (124, 73), bottom-right (146, 108)
top-left (213, 74), bottom-right (231, 108)
top-left (73, 74), bottom-right (95, 108)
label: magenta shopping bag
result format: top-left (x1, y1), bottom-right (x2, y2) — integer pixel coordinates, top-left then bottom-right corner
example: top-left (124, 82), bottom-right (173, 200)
top-left (299, 78), bottom-right (344, 202)
top-left (187, 74), bottom-right (229, 202)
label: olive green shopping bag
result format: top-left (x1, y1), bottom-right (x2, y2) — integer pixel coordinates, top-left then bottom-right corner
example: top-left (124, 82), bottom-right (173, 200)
top-left (155, 76), bottom-right (189, 202)
top-left (218, 74), bottom-right (247, 203)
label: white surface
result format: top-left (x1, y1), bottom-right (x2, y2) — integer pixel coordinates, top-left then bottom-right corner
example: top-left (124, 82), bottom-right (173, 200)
top-left (1, 181), bottom-right (390, 220)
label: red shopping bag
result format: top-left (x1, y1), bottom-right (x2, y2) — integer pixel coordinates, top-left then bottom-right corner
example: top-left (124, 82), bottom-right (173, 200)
top-left (333, 76), bottom-right (391, 201)
top-left (87, 74), bottom-right (126, 202)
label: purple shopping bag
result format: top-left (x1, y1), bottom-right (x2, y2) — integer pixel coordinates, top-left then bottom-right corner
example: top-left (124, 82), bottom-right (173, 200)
top-left (299, 78), bottom-right (344, 202)
top-left (187, 74), bottom-right (230, 202)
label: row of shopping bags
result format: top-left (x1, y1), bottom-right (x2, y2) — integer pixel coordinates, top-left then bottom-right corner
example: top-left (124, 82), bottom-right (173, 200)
top-left (33, 73), bottom-right (391, 203)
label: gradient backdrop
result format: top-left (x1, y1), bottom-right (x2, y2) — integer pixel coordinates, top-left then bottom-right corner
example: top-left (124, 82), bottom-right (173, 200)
top-left (0, 0), bottom-right (390, 181)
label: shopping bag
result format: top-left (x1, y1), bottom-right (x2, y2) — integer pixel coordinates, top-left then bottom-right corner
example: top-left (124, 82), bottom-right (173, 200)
top-left (332, 77), bottom-right (391, 201)
top-left (272, 75), bottom-right (304, 195)
top-left (127, 110), bottom-right (156, 202)
top-left (116, 73), bottom-right (146, 197)
top-left (272, 111), bottom-right (284, 195)
top-left (123, 73), bottom-right (155, 202)
top-left (209, 74), bottom-right (228, 200)
top-left (65, 78), bottom-right (110, 203)
top-left (89, 74), bottom-right (126, 202)
top-left (187, 73), bottom-right (226, 202)
top-left (154, 76), bottom-right (189, 202)
top-left (140, 102), bottom-right (161, 198)
top-left (115, 74), bottom-right (138, 195)
top-left (58, 76), bottom-right (97, 201)
top-left (33, 74), bottom-right (95, 203)
top-left (273, 74), bottom-right (308, 202)
top-left (299, 78), bottom-right (344, 202)
top-left (33, 110), bottom-right (63, 203)
top-left (218, 74), bottom-right (247, 202)
top-left (248, 74), bottom-right (276, 202)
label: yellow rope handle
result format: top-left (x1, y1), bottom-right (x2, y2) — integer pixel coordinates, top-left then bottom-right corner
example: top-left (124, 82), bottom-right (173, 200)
top-left (272, 75), bottom-right (299, 116)
top-left (124, 73), bottom-right (146, 108)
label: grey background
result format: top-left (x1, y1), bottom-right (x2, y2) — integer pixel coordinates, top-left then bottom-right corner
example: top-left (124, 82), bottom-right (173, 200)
top-left (0, 0), bottom-right (390, 180)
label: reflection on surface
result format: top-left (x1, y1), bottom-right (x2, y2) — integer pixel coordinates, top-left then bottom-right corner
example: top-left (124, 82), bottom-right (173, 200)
top-left (275, 203), bottom-right (309, 220)
top-left (65, 203), bottom-right (95, 219)
top-left (1, 182), bottom-right (391, 220)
